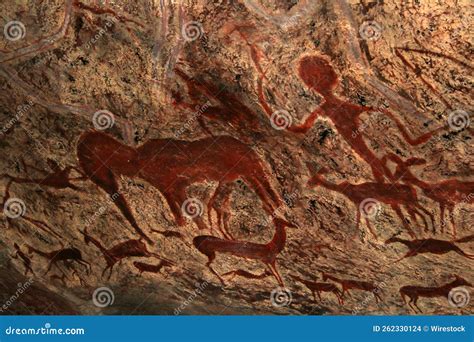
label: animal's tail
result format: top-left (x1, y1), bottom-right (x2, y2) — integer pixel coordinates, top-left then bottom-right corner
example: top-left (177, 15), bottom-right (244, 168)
top-left (455, 234), bottom-right (474, 243)
top-left (455, 247), bottom-right (474, 260)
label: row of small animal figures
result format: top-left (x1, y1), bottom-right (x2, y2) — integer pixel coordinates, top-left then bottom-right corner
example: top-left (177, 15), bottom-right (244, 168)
top-left (10, 222), bottom-right (473, 313)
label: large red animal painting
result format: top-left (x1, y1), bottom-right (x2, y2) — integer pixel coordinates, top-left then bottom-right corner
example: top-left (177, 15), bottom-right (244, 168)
top-left (76, 131), bottom-right (283, 242)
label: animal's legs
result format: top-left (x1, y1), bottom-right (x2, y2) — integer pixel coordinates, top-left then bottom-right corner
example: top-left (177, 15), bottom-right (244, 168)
top-left (392, 204), bottom-right (416, 238)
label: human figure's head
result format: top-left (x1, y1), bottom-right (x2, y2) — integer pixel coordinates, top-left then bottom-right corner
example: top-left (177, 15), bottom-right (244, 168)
top-left (298, 56), bottom-right (338, 96)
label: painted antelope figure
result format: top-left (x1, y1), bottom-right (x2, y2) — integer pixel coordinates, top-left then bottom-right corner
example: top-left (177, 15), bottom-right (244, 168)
top-left (307, 167), bottom-right (433, 238)
top-left (1, 159), bottom-right (86, 240)
top-left (385, 235), bottom-right (474, 262)
top-left (151, 229), bottom-right (184, 240)
top-left (399, 275), bottom-right (472, 313)
top-left (222, 269), bottom-right (272, 282)
top-left (80, 228), bottom-right (173, 279)
top-left (1, 158), bottom-right (85, 192)
top-left (193, 218), bottom-right (295, 286)
top-left (25, 244), bottom-right (91, 275)
top-left (321, 272), bottom-right (383, 303)
top-left (133, 260), bottom-right (173, 275)
top-left (383, 153), bottom-right (474, 237)
top-left (77, 131), bottom-right (282, 242)
top-left (11, 243), bottom-right (34, 276)
top-left (290, 274), bottom-right (344, 305)
top-left (51, 260), bottom-right (88, 286)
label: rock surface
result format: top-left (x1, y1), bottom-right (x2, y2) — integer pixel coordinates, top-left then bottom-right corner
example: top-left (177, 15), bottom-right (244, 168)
top-left (0, 0), bottom-right (472, 315)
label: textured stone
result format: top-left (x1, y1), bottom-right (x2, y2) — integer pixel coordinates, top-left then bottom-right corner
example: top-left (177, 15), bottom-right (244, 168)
top-left (0, 0), bottom-right (472, 315)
